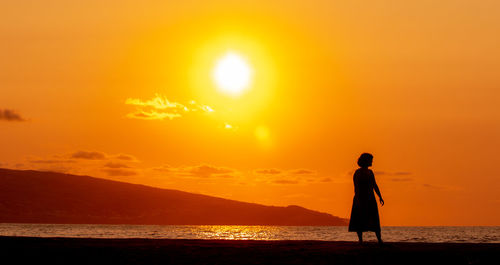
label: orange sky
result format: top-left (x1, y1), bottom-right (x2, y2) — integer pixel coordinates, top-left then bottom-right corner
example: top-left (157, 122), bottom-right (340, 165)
top-left (1, 1), bottom-right (499, 226)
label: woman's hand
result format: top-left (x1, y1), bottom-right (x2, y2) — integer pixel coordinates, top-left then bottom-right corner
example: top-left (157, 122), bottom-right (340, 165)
top-left (379, 198), bottom-right (385, 206)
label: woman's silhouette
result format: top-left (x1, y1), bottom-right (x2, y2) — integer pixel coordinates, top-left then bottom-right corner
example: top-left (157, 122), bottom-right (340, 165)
top-left (348, 153), bottom-right (384, 244)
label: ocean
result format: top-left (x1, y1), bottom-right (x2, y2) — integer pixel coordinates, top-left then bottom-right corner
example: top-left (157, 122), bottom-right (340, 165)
top-left (0, 224), bottom-right (498, 243)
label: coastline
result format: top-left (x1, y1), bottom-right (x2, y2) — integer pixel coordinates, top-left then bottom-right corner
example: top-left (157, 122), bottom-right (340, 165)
top-left (1, 236), bottom-right (499, 264)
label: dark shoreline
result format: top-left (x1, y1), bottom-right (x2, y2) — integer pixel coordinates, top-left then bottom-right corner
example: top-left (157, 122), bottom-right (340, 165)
top-left (1, 236), bottom-right (499, 265)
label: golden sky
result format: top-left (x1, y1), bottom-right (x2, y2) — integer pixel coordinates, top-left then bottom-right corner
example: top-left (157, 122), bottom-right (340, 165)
top-left (1, 1), bottom-right (499, 225)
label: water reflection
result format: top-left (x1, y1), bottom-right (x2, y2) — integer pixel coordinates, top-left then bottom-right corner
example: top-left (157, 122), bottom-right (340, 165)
top-left (193, 225), bottom-right (284, 240)
top-left (0, 224), bottom-right (498, 243)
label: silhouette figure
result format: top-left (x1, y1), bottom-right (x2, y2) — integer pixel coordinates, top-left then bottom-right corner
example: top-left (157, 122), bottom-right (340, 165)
top-left (348, 153), bottom-right (384, 244)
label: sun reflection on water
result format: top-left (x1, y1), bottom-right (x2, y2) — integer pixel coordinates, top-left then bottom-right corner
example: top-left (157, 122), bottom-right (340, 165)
top-left (190, 225), bottom-right (284, 240)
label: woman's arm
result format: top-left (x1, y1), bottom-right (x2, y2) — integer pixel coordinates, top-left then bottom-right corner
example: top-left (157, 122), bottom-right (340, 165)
top-left (353, 171), bottom-right (359, 196)
top-left (372, 173), bottom-right (384, 206)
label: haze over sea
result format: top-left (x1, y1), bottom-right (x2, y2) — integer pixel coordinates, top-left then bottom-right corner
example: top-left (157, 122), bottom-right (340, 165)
top-left (1, 224), bottom-right (498, 243)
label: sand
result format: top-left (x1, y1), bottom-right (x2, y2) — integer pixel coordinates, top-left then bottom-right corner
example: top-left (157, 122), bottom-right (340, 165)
top-left (0, 236), bottom-right (498, 264)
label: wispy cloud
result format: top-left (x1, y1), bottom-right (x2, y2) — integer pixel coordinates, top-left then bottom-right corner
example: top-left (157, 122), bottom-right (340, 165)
top-left (103, 162), bottom-right (130, 169)
top-left (289, 169), bottom-right (316, 175)
top-left (374, 171), bottom-right (412, 176)
top-left (421, 183), bottom-right (463, 191)
top-left (102, 168), bottom-right (137, 176)
top-left (390, 177), bottom-right (414, 182)
top-left (254, 168), bottom-right (324, 184)
top-left (20, 151), bottom-right (140, 179)
top-left (372, 171), bottom-right (414, 182)
top-left (114, 154), bottom-right (138, 162)
top-left (0, 109), bottom-right (26, 121)
top-left (125, 94), bottom-right (214, 121)
top-left (184, 164), bottom-right (235, 178)
top-left (223, 123), bottom-right (238, 131)
top-left (71, 151), bottom-right (107, 160)
top-left (273, 179), bottom-right (299, 185)
top-left (152, 165), bottom-right (327, 185)
top-left (127, 110), bottom-right (181, 120)
top-left (254, 168), bottom-right (282, 175)
top-left (125, 96), bottom-right (185, 110)
top-left (154, 164), bottom-right (237, 178)
top-left (29, 159), bottom-right (76, 164)
top-left (20, 152), bottom-right (332, 188)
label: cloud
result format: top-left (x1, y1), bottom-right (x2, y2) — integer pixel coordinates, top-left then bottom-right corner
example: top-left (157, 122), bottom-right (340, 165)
top-left (102, 168), bottom-right (137, 176)
top-left (0, 109), bottom-right (26, 121)
top-left (29, 159), bottom-right (76, 164)
top-left (152, 164), bottom-right (238, 179)
top-left (422, 183), bottom-right (446, 189)
top-left (125, 94), bottom-right (214, 121)
top-left (290, 169), bottom-right (316, 175)
top-left (254, 168), bottom-right (325, 184)
top-left (393, 172), bottom-right (412, 176)
top-left (21, 152), bottom-right (332, 189)
top-left (18, 158), bottom-right (75, 173)
top-left (152, 165), bottom-right (324, 184)
top-left (22, 151), bottom-right (139, 178)
top-left (114, 154), bottom-right (138, 161)
top-left (255, 168), bottom-right (317, 176)
top-left (213, 174), bottom-right (235, 178)
top-left (103, 162), bottom-right (130, 169)
top-left (152, 165), bottom-right (174, 173)
top-left (374, 171), bottom-right (412, 176)
top-left (373, 171), bottom-right (414, 182)
top-left (35, 165), bottom-right (74, 173)
top-left (254, 168), bottom-right (282, 175)
top-left (422, 183), bottom-right (451, 189)
top-left (127, 110), bottom-right (181, 120)
top-left (272, 179), bottom-right (299, 185)
top-left (421, 183), bottom-right (462, 191)
top-left (390, 177), bottom-right (414, 182)
top-left (71, 151), bottom-right (107, 160)
top-left (125, 96), bottom-right (185, 110)
top-left (186, 164), bottom-right (234, 176)
top-left (223, 123), bottom-right (238, 131)
top-left (178, 164), bottom-right (236, 178)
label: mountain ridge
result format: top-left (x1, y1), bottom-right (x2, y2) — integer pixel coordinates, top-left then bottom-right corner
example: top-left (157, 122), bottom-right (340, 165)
top-left (0, 168), bottom-right (347, 226)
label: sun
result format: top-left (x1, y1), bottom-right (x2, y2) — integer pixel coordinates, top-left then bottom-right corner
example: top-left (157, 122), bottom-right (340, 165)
top-left (213, 51), bottom-right (252, 96)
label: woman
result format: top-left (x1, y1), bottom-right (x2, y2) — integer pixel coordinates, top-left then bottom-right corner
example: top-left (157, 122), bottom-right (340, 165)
top-left (348, 153), bottom-right (384, 244)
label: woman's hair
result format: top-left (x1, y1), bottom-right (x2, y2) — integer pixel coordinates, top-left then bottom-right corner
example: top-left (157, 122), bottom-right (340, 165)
top-left (357, 153), bottom-right (373, 168)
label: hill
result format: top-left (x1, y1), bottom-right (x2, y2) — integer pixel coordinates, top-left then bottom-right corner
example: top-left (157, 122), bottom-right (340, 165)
top-left (0, 168), bottom-right (347, 225)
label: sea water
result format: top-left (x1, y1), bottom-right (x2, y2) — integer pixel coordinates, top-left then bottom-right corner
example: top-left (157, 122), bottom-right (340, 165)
top-left (0, 224), bottom-right (498, 243)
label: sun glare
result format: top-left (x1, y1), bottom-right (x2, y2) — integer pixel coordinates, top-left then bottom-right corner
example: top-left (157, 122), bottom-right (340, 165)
top-left (213, 52), bottom-right (252, 96)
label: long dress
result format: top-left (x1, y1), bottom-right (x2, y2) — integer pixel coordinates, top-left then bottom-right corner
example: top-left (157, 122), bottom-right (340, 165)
top-left (348, 168), bottom-right (381, 232)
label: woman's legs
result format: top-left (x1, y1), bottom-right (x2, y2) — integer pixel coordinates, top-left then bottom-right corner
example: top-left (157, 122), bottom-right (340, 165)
top-left (375, 231), bottom-right (383, 244)
top-left (356, 231), bottom-right (363, 243)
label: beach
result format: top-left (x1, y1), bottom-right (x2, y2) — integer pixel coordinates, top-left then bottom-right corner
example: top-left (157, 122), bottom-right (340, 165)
top-left (1, 236), bottom-right (498, 265)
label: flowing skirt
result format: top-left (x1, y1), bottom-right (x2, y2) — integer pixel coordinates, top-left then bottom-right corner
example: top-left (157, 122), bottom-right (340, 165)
top-left (348, 195), bottom-right (380, 232)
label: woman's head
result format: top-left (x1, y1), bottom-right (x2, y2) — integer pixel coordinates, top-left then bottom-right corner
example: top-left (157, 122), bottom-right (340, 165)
top-left (357, 153), bottom-right (373, 168)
